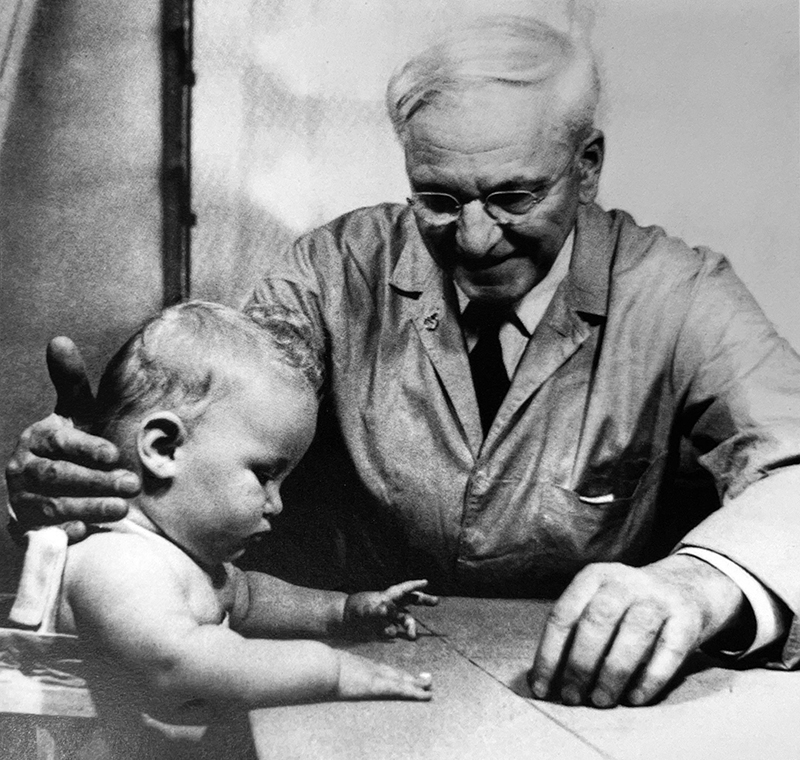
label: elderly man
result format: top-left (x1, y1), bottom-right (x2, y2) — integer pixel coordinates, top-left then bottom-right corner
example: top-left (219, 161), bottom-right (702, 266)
top-left (7, 16), bottom-right (800, 709)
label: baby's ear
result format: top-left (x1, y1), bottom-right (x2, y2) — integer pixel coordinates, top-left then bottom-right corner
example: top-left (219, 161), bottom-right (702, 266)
top-left (137, 411), bottom-right (186, 480)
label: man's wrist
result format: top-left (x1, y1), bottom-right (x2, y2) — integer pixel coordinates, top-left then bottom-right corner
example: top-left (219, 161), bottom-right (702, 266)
top-left (676, 546), bottom-right (787, 656)
top-left (648, 553), bottom-right (746, 637)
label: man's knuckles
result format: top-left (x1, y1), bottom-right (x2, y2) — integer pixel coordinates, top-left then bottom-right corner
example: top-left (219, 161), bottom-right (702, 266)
top-left (623, 602), bottom-right (668, 634)
top-left (5, 453), bottom-right (26, 481)
top-left (29, 457), bottom-right (66, 487)
top-left (10, 491), bottom-right (60, 520)
top-left (28, 413), bottom-right (67, 439)
top-left (581, 593), bottom-right (629, 628)
top-left (657, 618), bottom-right (702, 654)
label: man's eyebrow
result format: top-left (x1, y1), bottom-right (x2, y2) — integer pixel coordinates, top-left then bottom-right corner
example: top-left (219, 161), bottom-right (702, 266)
top-left (410, 181), bottom-right (456, 193)
top-left (490, 175), bottom-right (551, 192)
top-left (411, 176), bottom-right (550, 195)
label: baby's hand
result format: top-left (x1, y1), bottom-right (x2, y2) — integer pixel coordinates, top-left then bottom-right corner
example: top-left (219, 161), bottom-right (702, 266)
top-left (335, 651), bottom-right (433, 701)
top-left (343, 579), bottom-right (439, 640)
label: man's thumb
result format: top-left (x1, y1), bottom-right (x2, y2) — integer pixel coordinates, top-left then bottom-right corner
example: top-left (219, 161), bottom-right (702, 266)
top-left (46, 336), bottom-right (96, 428)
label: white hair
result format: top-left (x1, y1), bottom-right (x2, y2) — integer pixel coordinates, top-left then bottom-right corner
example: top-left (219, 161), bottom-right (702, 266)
top-left (386, 15), bottom-right (600, 146)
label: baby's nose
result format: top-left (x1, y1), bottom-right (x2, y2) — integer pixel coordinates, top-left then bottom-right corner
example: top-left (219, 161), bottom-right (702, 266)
top-left (263, 486), bottom-right (283, 516)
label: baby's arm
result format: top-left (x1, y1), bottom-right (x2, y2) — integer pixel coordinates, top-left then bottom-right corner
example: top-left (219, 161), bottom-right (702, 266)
top-left (231, 571), bottom-right (438, 640)
top-left (65, 536), bottom-right (431, 706)
top-left (228, 569), bottom-right (349, 638)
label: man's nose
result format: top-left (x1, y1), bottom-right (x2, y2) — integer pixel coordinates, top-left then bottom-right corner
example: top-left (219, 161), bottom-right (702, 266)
top-left (455, 200), bottom-right (502, 257)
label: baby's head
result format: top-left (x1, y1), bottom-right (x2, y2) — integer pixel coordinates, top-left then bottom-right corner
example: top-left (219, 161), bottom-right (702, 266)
top-left (94, 300), bottom-right (323, 565)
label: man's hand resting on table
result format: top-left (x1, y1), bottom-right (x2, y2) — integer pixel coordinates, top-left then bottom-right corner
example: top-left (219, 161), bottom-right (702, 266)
top-left (5, 337), bottom-right (139, 541)
top-left (528, 553), bottom-right (748, 708)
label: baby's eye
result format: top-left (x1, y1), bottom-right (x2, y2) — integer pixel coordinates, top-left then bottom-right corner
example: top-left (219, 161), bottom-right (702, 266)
top-left (252, 467), bottom-right (274, 485)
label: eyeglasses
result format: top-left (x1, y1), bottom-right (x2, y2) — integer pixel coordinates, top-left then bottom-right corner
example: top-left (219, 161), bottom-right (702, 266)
top-left (407, 161), bottom-right (574, 226)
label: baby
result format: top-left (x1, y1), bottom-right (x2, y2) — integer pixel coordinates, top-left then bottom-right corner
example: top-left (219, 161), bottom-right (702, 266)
top-left (57, 301), bottom-right (434, 756)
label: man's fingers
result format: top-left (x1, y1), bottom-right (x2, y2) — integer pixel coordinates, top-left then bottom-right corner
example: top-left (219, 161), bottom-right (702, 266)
top-left (47, 337), bottom-right (96, 428)
top-left (588, 602), bottom-right (666, 707)
top-left (11, 494), bottom-right (131, 525)
top-left (62, 521), bottom-right (89, 543)
top-left (529, 567), bottom-right (605, 699)
top-left (624, 616), bottom-right (697, 706)
top-left (15, 459), bottom-right (139, 498)
top-left (26, 419), bottom-right (121, 468)
top-left (557, 588), bottom-right (631, 705)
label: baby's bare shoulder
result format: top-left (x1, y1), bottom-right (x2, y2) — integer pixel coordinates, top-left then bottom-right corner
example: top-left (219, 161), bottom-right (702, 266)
top-left (63, 529), bottom-right (225, 634)
top-left (67, 528), bottom-right (168, 571)
top-left (64, 529), bottom-right (194, 603)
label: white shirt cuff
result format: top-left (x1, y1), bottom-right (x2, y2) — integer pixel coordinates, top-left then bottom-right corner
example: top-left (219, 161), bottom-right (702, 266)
top-left (676, 546), bottom-right (786, 656)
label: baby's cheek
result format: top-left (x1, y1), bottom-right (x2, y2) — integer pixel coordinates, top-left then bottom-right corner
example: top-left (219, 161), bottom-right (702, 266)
top-left (234, 488), bottom-right (268, 528)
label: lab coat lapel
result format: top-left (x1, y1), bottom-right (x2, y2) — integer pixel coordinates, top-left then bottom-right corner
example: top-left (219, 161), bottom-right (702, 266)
top-left (414, 286), bottom-right (483, 452)
top-left (390, 233), bottom-right (484, 455)
top-left (492, 203), bottom-right (613, 434)
top-left (501, 294), bottom-right (591, 417)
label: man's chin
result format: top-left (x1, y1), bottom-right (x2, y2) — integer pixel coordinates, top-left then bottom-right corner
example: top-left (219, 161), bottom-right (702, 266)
top-left (455, 271), bottom-right (535, 306)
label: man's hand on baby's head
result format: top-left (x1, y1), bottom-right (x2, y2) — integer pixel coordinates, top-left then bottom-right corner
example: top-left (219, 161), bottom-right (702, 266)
top-left (342, 579), bottom-right (439, 640)
top-left (5, 337), bottom-right (139, 542)
top-left (335, 651), bottom-right (433, 701)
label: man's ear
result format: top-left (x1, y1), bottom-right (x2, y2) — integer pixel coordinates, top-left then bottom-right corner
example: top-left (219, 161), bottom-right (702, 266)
top-left (137, 411), bottom-right (186, 480)
top-left (577, 129), bottom-right (604, 204)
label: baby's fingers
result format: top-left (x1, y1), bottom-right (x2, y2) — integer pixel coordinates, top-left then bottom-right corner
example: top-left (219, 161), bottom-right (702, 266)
top-left (383, 579), bottom-right (430, 602)
top-left (403, 615), bottom-right (418, 640)
top-left (407, 591), bottom-right (439, 607)
top-left (385, 580), bottom-right (440, 608)
top-left (337, 652), bottom-right (432, 701)
top-left (408, 671), bottom-right (433, 699)
top-left (381, 613), bottom-right (418, 640)
top-left (416, 672), bottom-right (433, 690)
top-left (384, 668), bottom-right (433, 701)
top-left (381, 623), bottom-right (400, 638)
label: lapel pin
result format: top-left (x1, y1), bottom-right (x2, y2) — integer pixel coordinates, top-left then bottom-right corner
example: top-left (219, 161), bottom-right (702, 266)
top-left (423, 310), bottom-right (440, 331)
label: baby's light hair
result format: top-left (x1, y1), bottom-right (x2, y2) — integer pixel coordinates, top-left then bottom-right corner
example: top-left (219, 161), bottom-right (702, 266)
top-left (386, 15), bottom-right (600, 147)
top-left (93, 300), bottom-right (323, 442)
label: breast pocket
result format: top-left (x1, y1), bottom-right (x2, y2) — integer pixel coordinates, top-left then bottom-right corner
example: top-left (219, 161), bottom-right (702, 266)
top-left (541, 455), bottom-right (665, 565)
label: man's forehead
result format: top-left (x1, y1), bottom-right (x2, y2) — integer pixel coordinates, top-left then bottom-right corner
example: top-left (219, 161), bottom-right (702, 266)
top-left (406, 84), bottom-right (569, 156)
top-left (404, 85), bottom-right (573, 187)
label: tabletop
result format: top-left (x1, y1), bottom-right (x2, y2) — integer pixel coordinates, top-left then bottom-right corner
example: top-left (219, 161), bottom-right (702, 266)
top-left (249, 597), bottom-right (800, 760)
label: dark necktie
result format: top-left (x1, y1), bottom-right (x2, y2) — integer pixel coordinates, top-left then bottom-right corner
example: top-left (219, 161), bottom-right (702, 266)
top-left (464, 303), bottom-right (511, 435)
